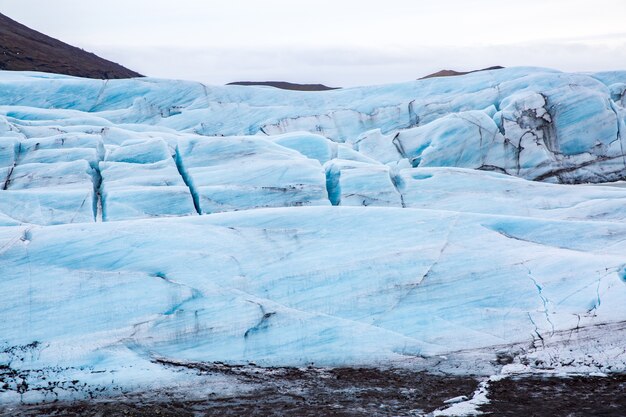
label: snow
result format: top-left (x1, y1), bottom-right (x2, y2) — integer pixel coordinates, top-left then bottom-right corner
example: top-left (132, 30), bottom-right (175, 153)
top-left (434, 377), bottom-right (495, 416)
top-left (443, 395), bottom-right (470, 405)
top-left (1, 67), bottom-right (626, 403)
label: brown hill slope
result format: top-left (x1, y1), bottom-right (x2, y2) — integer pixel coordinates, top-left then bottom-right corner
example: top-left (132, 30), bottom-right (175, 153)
top-left (0, 12), bottom-right (141, 79)
top-left (227, 81), bottom-right (339, 91)
top-left (420, 66), bottom-right (504, 80)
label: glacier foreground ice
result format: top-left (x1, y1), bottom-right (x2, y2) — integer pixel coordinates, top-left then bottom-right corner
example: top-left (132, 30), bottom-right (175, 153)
top-left (2, 208), bottom-right (626, 403)
top-left (1, 67), bottom-right (626, 404)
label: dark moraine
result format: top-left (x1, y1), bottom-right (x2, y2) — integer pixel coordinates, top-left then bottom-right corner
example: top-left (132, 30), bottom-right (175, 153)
top-left (480, 374), bottom-right (626, 416)
top-left (3, 364), bottom-right (625, 416)
top-left (2, 365), bottom-right (478, 417)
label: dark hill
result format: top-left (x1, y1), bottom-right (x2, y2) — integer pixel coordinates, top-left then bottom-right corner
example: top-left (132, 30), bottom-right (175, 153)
top-left (227, 81), bottom-right (339, 91)
top-left (420, 66), bottom-right (504, 80)
top-left (0, 12), bottom-right (141, 79)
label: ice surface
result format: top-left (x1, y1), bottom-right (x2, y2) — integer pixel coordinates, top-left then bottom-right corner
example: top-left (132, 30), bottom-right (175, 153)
top-left (100, 138), bottom-right (196, 221)
top-left (1, 67), bottom-right (626, 403)
top-left (175, 135), bottom-right (329, 213)
top-left (2, 67), bottom-right (626, 185)
top-left (397, 167), bottom-right (626, 221)
top-left (325, 159), bottom-right (402, 207)
top-left (1, 207), bottom-right (626, 402)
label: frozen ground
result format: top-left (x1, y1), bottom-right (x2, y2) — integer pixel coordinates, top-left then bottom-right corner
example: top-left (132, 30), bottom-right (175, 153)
top-left (1, 67), bottom-right (626, 413)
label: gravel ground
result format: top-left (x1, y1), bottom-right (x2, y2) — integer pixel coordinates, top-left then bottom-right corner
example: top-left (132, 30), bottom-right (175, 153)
top-left (2, 364), bottom-right (625, 416)
top-left (480, 374), bottom-right (626, 416)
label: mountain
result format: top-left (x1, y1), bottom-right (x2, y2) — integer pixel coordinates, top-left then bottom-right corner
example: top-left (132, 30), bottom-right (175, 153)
top-left (0, 12), bottom-right (141, 79)
top-left (227, 80), bottom-right (338, 91)
top-left (1, 67), bottom-right (626, 411)
top-left (420, 65), bottom-right (504, 79)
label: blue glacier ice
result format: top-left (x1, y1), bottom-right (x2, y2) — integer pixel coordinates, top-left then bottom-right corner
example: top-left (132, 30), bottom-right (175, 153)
top-left (1, 67), bottom-right (626, 404)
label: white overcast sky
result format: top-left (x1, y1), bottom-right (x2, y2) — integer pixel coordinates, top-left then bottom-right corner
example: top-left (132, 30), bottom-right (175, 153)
top-left (1, 0), bottom-right (626, 87)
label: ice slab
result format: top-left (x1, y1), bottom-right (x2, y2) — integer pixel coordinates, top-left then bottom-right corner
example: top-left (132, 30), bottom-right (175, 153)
top-left (325, 159), bottom-right (402, 207)
top-left (397, 167), bottom-right (626, 221)
top-left (100, 139), bottom-right (196, 221)
top-left (4, 160), bottom-right (94, 190)
top-left (175, 135), bottom-right (330, 213)
top-left (0, 189), bottom-right (94, 225)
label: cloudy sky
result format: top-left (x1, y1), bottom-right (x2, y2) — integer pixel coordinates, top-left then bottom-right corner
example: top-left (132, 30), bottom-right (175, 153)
top-left (2, 0), bottom-right (626, 86)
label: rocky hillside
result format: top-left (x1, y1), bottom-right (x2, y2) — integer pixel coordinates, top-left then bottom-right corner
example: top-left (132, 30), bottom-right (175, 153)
top-left (227, 81), bottom-right (338, 91)
top-left (420, 65), bottom-right (504, 79)
top-left (0, 12), bottom-right (141, 79)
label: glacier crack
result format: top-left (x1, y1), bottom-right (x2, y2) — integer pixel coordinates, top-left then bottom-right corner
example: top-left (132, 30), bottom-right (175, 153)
top-left (527, 312), bottom-right (545, 348)
top-left (244, 301), bottom-right (276, 339)
top-left (174, 145), bottom-right (202, 215)
top-left (153, 272), bottom-right (203, 316)
top-left (523, 264), bottom-right (555, 335)
top-left (373, 216), bottom-right (459, 323)
top-left (2, 142), bottom-right (21, 190)
top-left (89, 79), bottom-right (109, 112)
top-left (608, 100), bottom-right (626, 167)
top-left (533, 154), bottom-right (626, 182)
top-left (324, 163), bottom-right (341, 206)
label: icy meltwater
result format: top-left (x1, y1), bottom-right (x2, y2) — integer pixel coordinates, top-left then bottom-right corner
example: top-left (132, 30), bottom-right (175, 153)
top-left (1, 67), bottom-right (626, 403)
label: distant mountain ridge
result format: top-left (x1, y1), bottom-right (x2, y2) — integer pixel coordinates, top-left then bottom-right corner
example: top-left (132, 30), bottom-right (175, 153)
top-left (420, 66), bottom-right (504, 80)
top-left (0, 12), bottom-right (141, 79)
top-left (227, 81), bottom-right (339, 91)
top-left (229, 69), bottom-right (506, 91)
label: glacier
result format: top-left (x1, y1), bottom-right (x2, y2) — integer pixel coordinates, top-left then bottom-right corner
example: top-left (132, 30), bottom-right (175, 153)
top-left (1, 67), bottom-right (626, 405)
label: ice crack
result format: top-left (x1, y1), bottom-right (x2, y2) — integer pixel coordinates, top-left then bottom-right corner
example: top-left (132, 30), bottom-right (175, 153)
top-left (89, 79), bottom-right (109, 112)
top-left (174, 144), bottom-right (202, 214)
top-left (244, 301), bottom-right (276, 338)
top-left (373, 215), bottom-right (459, 323)
top-left (153, 273), bottom-right (203, 316)
top-left (527, 312), bottom-right (545, 347)
top-left (2, 142), bottom-right (21, 190)
top-left (388, 170), bottom-right (406, 208)
top-left (608, 100), bottom-right (626, 168)
top-left (524, 264), bottom-right (555, 336)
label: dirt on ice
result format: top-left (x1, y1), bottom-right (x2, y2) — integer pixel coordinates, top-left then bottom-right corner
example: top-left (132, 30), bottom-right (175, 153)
top-left (3, 364), bottom-right (625, 416)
